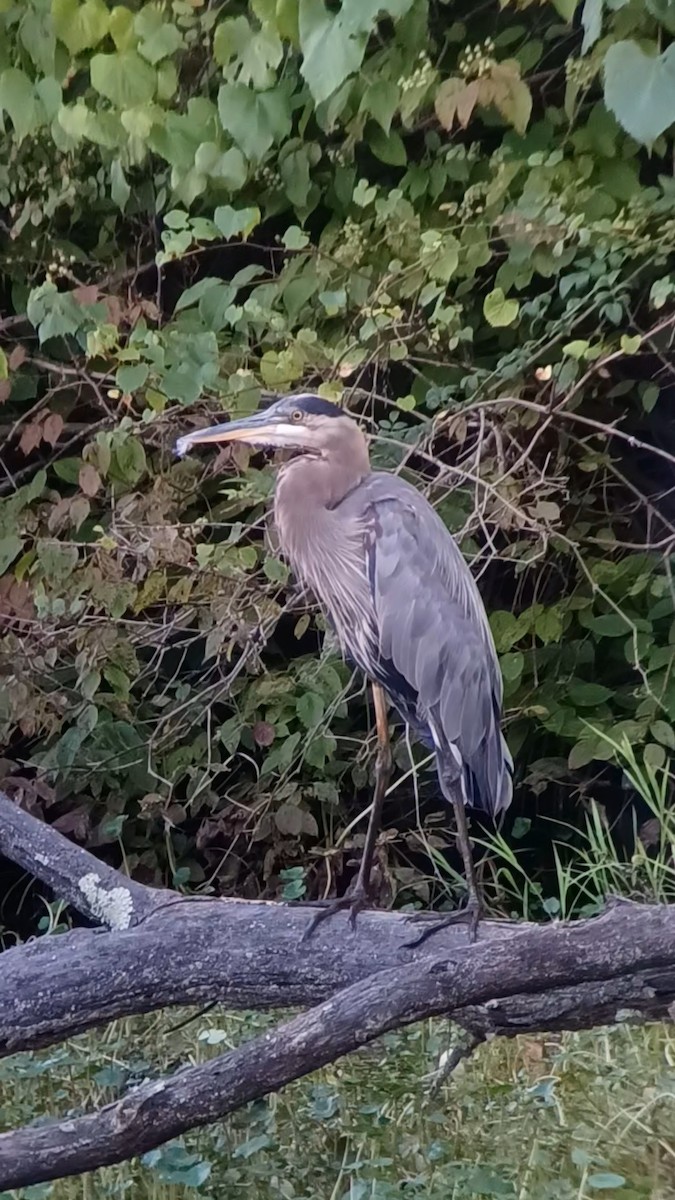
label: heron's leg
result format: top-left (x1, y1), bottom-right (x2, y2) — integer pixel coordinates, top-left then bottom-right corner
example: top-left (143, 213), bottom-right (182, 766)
top-left (405, 785), bottom-right (485, 947)
top-left (352, 682), bottom-right (392, 899)
top-left (301, 683), bottom-right (392, 938)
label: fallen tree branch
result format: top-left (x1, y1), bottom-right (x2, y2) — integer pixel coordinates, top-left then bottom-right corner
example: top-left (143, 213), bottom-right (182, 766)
top-left (1, 791), bottom-right (675, 1189)
top-left (0, 789), bottom-right (170, 925)
top-left (1, 901), bottom-right (674, 1188)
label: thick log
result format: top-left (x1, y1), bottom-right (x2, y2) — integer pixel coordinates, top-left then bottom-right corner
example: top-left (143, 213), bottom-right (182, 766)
top-left (3, 896), bottom-right (674, 1058)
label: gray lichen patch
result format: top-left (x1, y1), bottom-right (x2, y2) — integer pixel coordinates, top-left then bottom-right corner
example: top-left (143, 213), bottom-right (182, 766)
top-left (78, 873), bottom-right (134, 930)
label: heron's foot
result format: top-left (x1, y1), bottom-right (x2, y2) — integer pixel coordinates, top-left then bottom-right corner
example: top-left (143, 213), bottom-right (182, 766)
top-left (403, 892), bottom-right (485, 949)
top-left (300, 884), bottom-right (372, 942)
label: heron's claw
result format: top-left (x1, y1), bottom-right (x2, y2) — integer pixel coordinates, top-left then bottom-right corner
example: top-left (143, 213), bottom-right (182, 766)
top-left (300, 886), bottom-right (371, 941)
top-left (403, 893), bottom-right (485, 949)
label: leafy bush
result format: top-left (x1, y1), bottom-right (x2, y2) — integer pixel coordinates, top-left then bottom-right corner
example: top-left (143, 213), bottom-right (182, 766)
top-left (1, 0), bottom-right (674, 906)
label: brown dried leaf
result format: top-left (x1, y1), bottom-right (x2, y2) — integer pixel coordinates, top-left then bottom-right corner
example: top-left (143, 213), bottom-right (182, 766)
top-left (19, 418), bottom-right (44, 456)
top-left (47, 496), bottom-right (72, 533)
top-left (253, 721), bottom-right (275, 747)
top-left (69, 496), bottom-right (90, 531)
top-left (42, 411), bottom-right (64, 446)
top-left (104, 295), bottom-right (123, 326)
top-left (79, 463), bottom-right (102, 497)
top-left (73, 284), bottom-right (100, 305)
top-left (8, 344), bottom-right (26, 370)
top-left (53, 807), bottom-right (91, 842)
top-left (434, 77), bottom-right (468, 131)
top-left (274, 802), bottom-right (304, 837)
top-left (456, 79), bottom-right (480, 128)
top-left (0, 379), bottom-right (10, 405)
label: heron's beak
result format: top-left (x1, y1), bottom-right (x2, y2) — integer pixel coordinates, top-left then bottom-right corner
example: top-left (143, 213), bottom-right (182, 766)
top-left (175, 411), bottom-right (315, 458)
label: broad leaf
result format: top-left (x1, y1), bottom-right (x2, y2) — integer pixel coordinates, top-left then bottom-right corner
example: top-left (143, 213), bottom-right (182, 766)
top-left (0, 68), bottom-right (39, 141)
top-left (217, 82), bottom-right (291, 161)
top-left (90, 51), bottom-right (156, 109)
top-left (52, 0), bottom-right (109, 55)
top-left (298, 0), bottom-right (367, 105)
top-left (604, 40), bottom-right (675, 144)
top-left (484, 288), bottom-right (519, 327)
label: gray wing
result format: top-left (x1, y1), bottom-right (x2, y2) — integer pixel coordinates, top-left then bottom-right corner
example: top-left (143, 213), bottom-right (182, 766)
top-left (341, 473), bottom-right (512, 816)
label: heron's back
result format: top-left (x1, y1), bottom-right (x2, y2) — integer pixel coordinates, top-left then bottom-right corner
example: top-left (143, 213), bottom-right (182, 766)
top-left (337, 473), bottom-right (512, 817)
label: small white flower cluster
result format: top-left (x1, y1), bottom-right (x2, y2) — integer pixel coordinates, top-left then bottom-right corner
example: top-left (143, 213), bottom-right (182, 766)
top-left (399, 51), bottom-right (434, 93)
top-left (44, 245), bottom-right (77, 285)
top-left (458, 39), bottom-right (496, 79)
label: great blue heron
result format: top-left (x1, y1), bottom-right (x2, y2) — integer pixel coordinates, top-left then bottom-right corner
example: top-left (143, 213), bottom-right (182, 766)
top-left (176, 393), bottom-right (512, 936)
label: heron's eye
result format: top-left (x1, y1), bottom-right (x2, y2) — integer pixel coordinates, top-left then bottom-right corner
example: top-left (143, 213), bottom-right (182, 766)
top-left (290, 409), bottom-right (304, 423)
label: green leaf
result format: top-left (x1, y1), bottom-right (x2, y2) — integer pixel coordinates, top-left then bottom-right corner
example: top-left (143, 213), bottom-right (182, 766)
top-left (111, 437), bottom-right (147, 486)
top-left (563, 339), bottom-right (590, 360)
top-left (0, 348), bottom-right (7, 381)
top-left (646, 0), bottom-right (675, 34)
top-left (53, 0), bottom-right (110, 55)
top-left (217, 83), bottom-right (291, 162)
top-left (116, 363), bottom-right (148, 394)
top-left (604, 41), bottom-right (675, 145)
top-left (551, 0), bottom-right (579, 18)
top-left (0, 534), bottom-right (23, 574)
top-left (90, 51), bottom-right (156, 109)
top-left (535, 608), bottom-right (563, 645)
top-left (0, 69), bottom-right (39, 142)
top-left (194, 143), bottom-right (248, 189)
top-left (297, 691), bottom-right (325, 728)
top-left (282, 225), bottom-right (310, 249)
top-left (567, 680), bottom-right (613, 706)
top-left (214, 16), bottom-right (282, 89)
top-left (279, 142), bottom-right (312, 206)
top-left (213, 205), bottom-right (261, 240)
top-left (580, 0), bottom-right (602, 53)
top-left (620, 333), bottom-right (641, 354)
top-left (568, 739), bottom-right (597, 769)
top-left (492, 68), bottom-right (532, 134)
top-left (651, 720), bottom-right (675, 749)
top-left (298, 0), bottom-right (367, 105)
top-left (137, 17), bottom-right (183, 64)
top-left (368, 125), bottom-right (407, 166)
top-left (490, 610), bottom-right (523, 653)
top-left (589, 613), bottom-right (630, 637)
top-left (644, 742), bottom-right (666, 770)
top-left (361, 79), bottom-right (400, 133)
top-left (587, 1174), bottom-right (626, 1190)
top-left (641, 383), bottom-right (660, 413)
top-left (110, 158), bottom-right (130, 211)
top-left (484, 288), bottom-right (519, 328)
top-left (501, 651), bottom-right (524, 682)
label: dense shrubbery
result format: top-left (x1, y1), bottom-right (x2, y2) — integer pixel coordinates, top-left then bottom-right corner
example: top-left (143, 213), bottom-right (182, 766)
top-left (1, 0), bottom-right (674, 914)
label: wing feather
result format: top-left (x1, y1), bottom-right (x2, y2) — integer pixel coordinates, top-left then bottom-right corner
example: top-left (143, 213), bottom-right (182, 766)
top-left (339, 473), bottom-right (512, 815)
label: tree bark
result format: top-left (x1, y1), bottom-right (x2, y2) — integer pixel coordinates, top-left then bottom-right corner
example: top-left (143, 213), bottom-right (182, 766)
top-left (1, 790), bottom-right (674, 1190)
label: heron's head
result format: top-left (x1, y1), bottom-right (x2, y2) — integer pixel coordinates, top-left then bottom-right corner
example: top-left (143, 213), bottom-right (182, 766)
top-left (175, 394), bottom-right (359, 461)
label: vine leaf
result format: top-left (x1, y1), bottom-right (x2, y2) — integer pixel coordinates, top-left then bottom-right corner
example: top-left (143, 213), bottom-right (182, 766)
top-left (604, 40), bottom-right (675, 144)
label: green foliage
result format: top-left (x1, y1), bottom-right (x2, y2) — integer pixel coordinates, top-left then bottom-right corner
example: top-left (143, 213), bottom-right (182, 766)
top-left (0, 0), bottom-right (674, 902)
top-left (1, 1009), bottom-right (674, 1197)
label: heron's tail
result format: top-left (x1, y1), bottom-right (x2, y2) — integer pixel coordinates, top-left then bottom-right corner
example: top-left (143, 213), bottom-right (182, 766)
top-left (436, 728), bottom-right (512, 820)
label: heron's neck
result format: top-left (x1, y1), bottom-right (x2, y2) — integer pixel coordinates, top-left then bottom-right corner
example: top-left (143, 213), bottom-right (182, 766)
top-left (273, 434), bottom-right (370, 565)
top-left (276, 437), bottom-right (369, 515)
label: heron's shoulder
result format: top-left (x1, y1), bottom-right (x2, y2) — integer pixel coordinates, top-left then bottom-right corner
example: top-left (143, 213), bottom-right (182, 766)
top-left (353, 471), bottom-right (434, 513)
